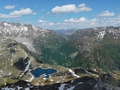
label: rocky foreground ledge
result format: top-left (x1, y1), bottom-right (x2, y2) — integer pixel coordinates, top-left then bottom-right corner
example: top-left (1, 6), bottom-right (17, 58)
top-left (1, 74), bottom-right (120, 90)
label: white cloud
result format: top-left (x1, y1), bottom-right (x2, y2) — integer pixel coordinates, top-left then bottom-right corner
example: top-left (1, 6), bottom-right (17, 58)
top-left (10, 8), bottom-right (33, 16)
top-left (78, 3), bottom-right (86, 7)
top-left (90, 18), bottom-right (97, 25)
top-left (99, 11), bottom-right (115, 17)
top-left (49, 23), bottom-right (54, 26)
top-left (52, 3), bottom-right (92, 13)
top-left (64, 17), bottom-right (87, 22)
top-left (38, 20), bottom-right (54, 26)
top-left (38, 20), bottom-right (48, 23)
top-left (0, 14), bottom-right (18, 18)
top-left (0, 8), bottom-right (33, 18)
top-left (4, 5), bottom-right (15, 9)
top-left (38, 15), bottom-right (120, 30)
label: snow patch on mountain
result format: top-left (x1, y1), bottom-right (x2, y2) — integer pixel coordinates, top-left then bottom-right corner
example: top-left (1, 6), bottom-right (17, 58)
top-left (97, 31), bottom-right (106, 40)
top-left (0, 21), bottom-right (50, 38)
top-left (68, 69), bottom-right (80, 78)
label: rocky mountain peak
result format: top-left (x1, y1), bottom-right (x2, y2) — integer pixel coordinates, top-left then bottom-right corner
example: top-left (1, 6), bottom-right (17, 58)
top-left (0, 21), bottom-right (51, 38)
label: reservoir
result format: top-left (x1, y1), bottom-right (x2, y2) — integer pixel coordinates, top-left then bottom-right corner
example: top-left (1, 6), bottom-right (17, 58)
top-left (31, 68), bottom-right (57, 78)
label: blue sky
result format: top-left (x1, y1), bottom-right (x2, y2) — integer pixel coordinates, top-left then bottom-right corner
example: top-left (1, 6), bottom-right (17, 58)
top-left (0, 0), bottom-right (120, 30)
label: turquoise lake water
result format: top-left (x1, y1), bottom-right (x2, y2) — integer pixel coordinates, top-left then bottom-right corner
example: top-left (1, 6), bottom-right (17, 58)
top-left (31, 68), bottom-right (57, 78)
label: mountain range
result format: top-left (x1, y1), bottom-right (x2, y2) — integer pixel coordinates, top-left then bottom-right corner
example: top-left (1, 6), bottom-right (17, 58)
top-left (0, 21), bottom-right (120, 89)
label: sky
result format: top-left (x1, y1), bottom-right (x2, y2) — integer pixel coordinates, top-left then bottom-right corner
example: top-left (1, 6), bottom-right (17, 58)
top-left (0, 0), bottom-right (120, 30)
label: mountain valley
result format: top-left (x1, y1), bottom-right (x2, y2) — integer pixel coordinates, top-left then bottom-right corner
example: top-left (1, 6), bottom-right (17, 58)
top-left (0, 21), bottom-right (120, 90)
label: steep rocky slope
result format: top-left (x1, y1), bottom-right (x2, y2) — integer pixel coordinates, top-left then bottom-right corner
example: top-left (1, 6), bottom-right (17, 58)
top-left (0, 37), bottom-right (43, 85)
top-left (67, 26), bottom-right (120, 70)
